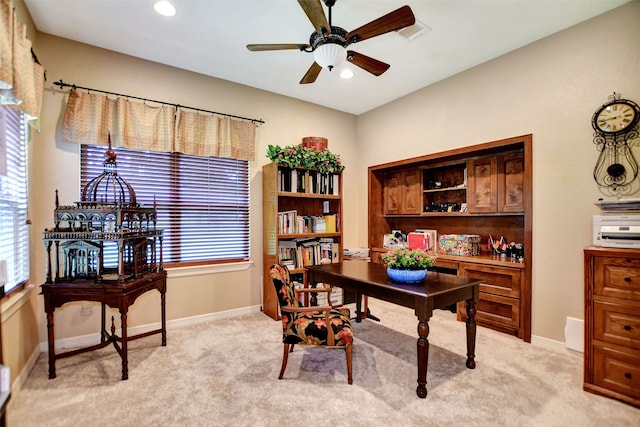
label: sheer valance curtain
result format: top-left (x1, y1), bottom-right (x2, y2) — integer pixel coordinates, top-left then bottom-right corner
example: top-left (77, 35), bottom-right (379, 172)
top-left (62, 90), bottom-right (257, 161)
top-left (0, 0), bottom-right (45, 128)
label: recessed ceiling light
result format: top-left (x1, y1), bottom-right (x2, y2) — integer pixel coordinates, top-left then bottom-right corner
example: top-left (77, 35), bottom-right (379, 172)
top-left (340, 69), bottom-right (354, 79)
top-left (154, 1), bottom-right (176, 17)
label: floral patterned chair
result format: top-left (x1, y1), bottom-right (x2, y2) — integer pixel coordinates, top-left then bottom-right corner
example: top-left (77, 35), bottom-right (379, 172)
top-left (269, 264), bottom-right (353, 384)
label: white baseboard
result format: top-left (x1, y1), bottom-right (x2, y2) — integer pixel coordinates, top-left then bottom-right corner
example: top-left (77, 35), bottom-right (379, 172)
top-left (39, 304), bottom-right (263, 353)
top-left (6, 343), bottom-right (39, 413)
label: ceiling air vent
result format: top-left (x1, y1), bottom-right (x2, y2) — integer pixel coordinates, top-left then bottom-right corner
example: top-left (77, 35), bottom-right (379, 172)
top-left (396, 19), bottom-right (431, 40)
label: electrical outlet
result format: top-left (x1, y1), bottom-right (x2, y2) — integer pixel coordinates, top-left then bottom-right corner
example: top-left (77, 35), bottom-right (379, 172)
top-left (80, 304), bottom-right (92, 316)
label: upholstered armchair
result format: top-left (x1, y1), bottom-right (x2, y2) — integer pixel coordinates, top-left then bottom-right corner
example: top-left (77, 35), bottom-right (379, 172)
top-left (269, 264), bottom-right (353, 384)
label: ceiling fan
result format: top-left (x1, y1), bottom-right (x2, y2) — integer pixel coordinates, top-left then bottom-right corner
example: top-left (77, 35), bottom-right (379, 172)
top-left (246, 0), bottom-right (415, 84)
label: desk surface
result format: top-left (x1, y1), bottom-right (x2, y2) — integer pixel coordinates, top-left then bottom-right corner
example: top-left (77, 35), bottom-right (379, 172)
top-left (306, 261), bottom-right (477, 316)
top-left (305, 261), bottom-right (479, 399)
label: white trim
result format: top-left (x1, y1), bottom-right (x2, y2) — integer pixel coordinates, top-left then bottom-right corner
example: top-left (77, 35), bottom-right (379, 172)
top-left (6, 344), bottom-right (39, 413)
top-left (166, 261), bottom-right (253, 279)
top-left (531, 334), bottom-right (582, 356)
top-left (39, 304), bottom-right (263, 352)
top-left (1, 283), bottom-right (34, 320)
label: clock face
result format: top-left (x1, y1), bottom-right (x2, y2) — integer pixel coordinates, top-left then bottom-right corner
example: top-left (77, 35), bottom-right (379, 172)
top-left (593, 100), bottom-right (639, 135)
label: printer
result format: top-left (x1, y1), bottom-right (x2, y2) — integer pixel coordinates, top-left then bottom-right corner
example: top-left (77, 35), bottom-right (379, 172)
top-left (593, 215), bottom-right (640, 248)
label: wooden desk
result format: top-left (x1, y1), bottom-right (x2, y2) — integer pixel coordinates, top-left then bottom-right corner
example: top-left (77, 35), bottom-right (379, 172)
top-left (40, 270), bottom-right (167, 380)
top-left (306, 261), bottom-right (479, 398)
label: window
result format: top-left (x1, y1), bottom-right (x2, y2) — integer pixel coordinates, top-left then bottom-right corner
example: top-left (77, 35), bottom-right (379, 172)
top-left (81, 145), bottom-right (250, 266)
top-left (0, 106), bottom-right (29, 294)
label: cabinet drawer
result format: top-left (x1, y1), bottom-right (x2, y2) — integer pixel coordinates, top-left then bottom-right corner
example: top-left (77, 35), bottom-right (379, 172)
top-left (459, 263), bottom-right (521, 298)
top-left (593, 344), bottom-right (640, 400)
top-left (594, 301), bottom-right (640, 350)
top-left (594, 256), bottom-right (640, 301)
top-left (459, 292), bottom-right (520, 331)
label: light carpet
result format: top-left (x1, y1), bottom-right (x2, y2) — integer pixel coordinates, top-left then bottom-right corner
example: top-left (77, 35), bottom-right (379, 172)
top-left (7, 299), bottom-right (640, 426)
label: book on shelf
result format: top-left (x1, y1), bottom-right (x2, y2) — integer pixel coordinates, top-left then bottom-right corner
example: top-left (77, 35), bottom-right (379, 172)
top-left (278, 237), bottom-right (339, 268)
top-left (277, 210), bottom-right (297, 234)
top-left (277, 167), bottom-right (340, 196)
top-left (323, 213), bottom-right (337, 233)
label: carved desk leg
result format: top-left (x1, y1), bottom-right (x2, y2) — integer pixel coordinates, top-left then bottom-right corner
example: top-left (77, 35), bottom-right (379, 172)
top-left (45, 306), bottom-right (56, 379)
top-left (465, 298), bottom-right (477, 369)
top-left (416, 320), bottom-right (430, 398)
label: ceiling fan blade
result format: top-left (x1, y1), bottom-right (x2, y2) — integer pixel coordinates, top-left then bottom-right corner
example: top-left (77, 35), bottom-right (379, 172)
top-left (346, 5), bottom-right (415, 44)
top-left (347, 51), bottom-right (390, 76)
top-left (300, 62), bottom-right (322, 84)
top-left (297, 0), bottom-right (331, 35)
top-left (247, 44), bottom-right (309, 51)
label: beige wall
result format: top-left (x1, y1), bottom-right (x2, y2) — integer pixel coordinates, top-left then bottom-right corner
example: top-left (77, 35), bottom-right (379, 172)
top-left (3, 0), bottom-right (639, 391)
top-left (27, 33), bottom-right (358, 342)
top-left (356, 1), bottom-right (640, 341)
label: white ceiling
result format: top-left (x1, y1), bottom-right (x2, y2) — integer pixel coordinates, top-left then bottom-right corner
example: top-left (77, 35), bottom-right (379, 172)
top-left (25, 0), bottom-right (630, 115)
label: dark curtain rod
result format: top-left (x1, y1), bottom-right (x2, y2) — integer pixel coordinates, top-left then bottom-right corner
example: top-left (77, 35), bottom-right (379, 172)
top-left (53, 80), bottom-right (265, 125)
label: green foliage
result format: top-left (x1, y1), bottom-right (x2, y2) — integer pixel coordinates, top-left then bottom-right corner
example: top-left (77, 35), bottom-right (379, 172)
top-left (266, 144), bottom-right (345, 174)
top-left (380, 248), bottom-right (436, 270)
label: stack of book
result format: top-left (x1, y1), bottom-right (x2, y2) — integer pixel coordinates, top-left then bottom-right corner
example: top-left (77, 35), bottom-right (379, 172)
top-left (278, 238), bottom-right (340, 269)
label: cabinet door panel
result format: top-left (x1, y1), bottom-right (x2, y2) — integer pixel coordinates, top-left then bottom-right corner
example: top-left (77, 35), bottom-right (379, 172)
top-left (383, 169), bottom-right (421, 215)
top-left (402, 169), bottom-right (422, 214)
top-left (384, 171), bottom-right (402, 215)
top-left (467, 157), bottom-right (497, 213)
top-left (498, 153), bottom-right (525, 212)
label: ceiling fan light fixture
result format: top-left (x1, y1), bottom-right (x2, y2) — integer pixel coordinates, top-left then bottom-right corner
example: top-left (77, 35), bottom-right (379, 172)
top-left (313, 43), bottom-right (347, 71)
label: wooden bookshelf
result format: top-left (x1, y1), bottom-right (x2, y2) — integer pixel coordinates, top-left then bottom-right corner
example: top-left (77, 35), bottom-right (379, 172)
top-left (262, 162), bottom-right (343, 320)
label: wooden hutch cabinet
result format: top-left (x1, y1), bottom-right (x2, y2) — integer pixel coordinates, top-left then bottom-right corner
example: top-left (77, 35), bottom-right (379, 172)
top-left (369, 135), bottom-right (532, 342)
top-left (384, 168), bottom-right (421, 215)
top-left (262, 162), bottom-right (343, 320)
top-left (584, 247), bottom-right (640, 407)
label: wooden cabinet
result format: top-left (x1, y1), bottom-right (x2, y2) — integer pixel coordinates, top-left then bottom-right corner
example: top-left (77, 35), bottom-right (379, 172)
top-left (468, 152), bottom-right (524, 214)
top-left (467, 157), bottom-right (497, 213)
top-left (498, 153), bottom-right (525, 212)
top-left (456, 262), bottom-right (524, 338)
top-left (368, 135), bottom-right (532, 342)
top-left (584, 247), bottom-right (640, 408)
top-left (384, 168), bottom-right (421, 215)
top-left (262, 162), bottom-right (343, 320)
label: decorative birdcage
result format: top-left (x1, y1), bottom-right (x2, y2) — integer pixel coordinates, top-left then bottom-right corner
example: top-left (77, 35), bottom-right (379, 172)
top-left (43, 139), bottom-right (163, 284)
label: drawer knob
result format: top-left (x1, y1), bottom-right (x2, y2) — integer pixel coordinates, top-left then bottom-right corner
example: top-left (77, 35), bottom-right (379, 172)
top-left (624, 277), bottom-right (631, 282)
top-left (624, 372), bottom-right (632, 380)
top-left (624, 325), bottom-right (632, 331)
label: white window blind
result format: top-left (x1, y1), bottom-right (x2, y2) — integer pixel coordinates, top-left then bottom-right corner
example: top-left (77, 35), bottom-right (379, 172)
top-left (81, 145), bottom-right (250, 265)
top-left (0, 105), bottom-right (29, 294)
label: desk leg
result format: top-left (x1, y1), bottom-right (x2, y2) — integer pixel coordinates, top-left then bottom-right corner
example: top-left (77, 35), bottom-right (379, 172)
top-left (45, 307), bottom-right (56, 379)
top-left (120, 308), bottom-right (129, 380)
top-left (465, 299), bottom-right (477, 369)
top-left (355, 292), bottom-right (362, 323)
top-left (416, 320), bottom-right (430, 398)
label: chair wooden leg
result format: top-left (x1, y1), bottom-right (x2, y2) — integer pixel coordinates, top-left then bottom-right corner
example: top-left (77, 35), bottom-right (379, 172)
top-left (345, 344), bottom-right (353, 385)
top-left (278, 343), bottom-right (290, 380)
